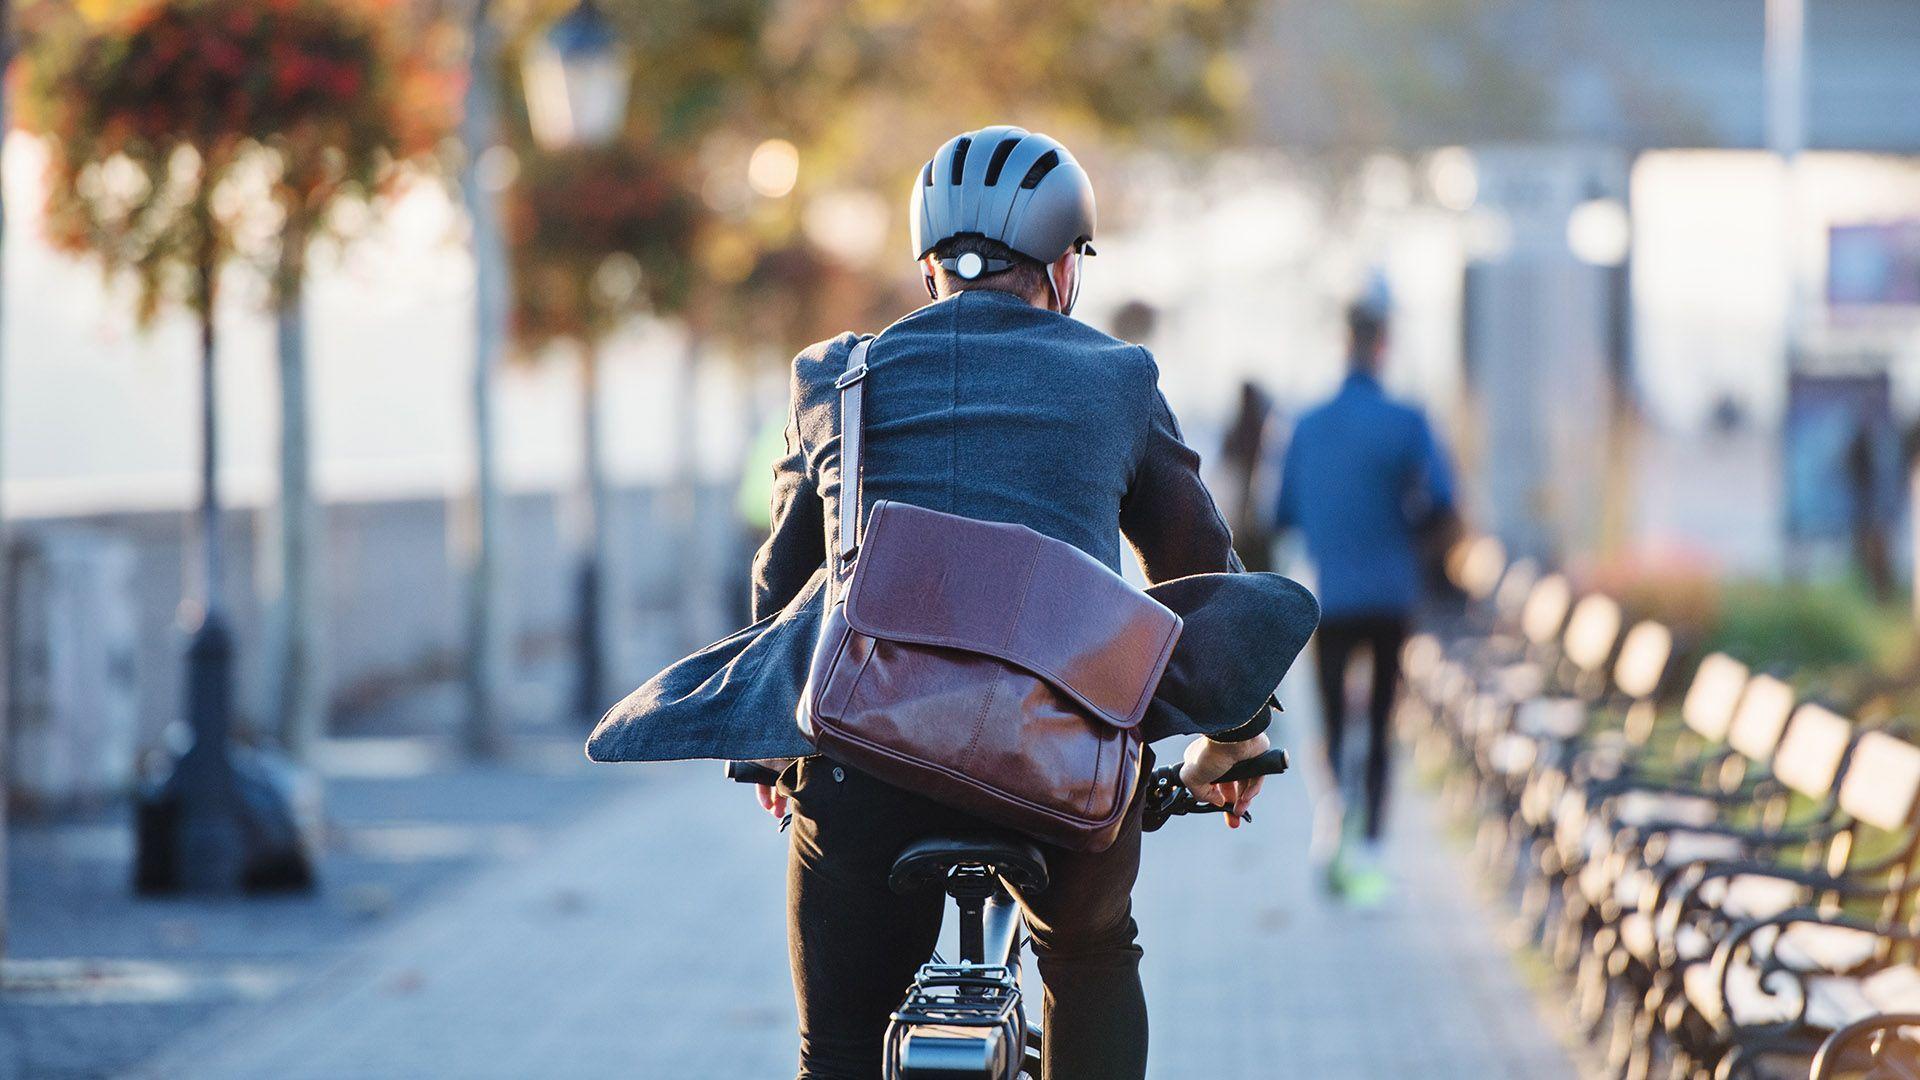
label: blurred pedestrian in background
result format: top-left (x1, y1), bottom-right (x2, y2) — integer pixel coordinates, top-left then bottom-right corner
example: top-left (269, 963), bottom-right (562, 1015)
top-left (1275, 293), bottom-right (1457, 907)
top-left (1217, 381), bottom-right (1278, 573)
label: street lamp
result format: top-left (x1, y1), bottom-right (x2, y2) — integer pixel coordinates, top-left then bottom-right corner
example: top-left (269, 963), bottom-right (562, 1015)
top-left (1566, 196), bottom-right (1630, 269)
top-left (523, 0), bottom-right (634, 724)
top-left (523, 0), bottom-right (630, 150)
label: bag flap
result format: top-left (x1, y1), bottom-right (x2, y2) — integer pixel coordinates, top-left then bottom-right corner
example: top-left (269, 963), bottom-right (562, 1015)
top-left (842, 501), bottom-right (1181, 729)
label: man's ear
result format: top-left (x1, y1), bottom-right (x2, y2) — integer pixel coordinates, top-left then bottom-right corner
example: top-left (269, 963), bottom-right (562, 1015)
top-left (921, 256), bottom-right (941, 301)
top-left (1047, 252), bottom-right (1080, 315)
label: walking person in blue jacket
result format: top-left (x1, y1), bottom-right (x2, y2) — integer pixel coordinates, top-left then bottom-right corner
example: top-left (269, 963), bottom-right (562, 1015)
top-left (1275, 297), bottom-right (1457, 906)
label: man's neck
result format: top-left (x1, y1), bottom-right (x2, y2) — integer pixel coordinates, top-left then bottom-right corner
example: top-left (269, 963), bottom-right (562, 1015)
top-left (943, 285), bottom-right (1051, 311)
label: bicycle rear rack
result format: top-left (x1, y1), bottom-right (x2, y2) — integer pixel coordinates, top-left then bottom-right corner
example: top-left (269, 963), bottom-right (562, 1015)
top-left (891, 963), bottom-right (1021, 1027)
top-left (886, 964), bottom-right (1024, 1079)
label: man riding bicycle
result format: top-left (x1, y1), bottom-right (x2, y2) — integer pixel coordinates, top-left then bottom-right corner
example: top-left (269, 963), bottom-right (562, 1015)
top-left (588, 125), bottom-right (1318, 1079)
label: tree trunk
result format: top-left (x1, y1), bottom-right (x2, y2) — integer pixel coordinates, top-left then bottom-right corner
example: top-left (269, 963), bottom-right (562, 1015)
top-left (457, 0), bottom-right (509, 757)
top-left (572, 339), bottom-right (611, 722)
top-left (265, 223), bottom-right (326, 757)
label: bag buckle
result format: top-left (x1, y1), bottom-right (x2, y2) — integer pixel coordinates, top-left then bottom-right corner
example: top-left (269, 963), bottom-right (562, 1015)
top-left (835, 362), bottom-right (869, 389)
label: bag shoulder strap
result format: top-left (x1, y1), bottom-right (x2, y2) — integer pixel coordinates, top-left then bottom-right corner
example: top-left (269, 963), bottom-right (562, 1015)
top-left (834, 336), bottom-right (874, 580)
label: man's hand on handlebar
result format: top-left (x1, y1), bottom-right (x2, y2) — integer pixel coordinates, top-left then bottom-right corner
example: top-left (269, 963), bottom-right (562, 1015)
top-left (1179, 732), bottom-right (1271, 829)
top-left (745, 758), bottom-right (795, 820)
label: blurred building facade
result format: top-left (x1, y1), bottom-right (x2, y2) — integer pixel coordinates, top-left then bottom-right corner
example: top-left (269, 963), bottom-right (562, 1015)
top-left (1245, 0), bottom-right (1920, 569)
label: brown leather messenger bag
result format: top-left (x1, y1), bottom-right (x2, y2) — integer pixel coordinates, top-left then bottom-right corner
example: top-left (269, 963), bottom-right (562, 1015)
top-left (797, 337), bottom-right (1185, 852)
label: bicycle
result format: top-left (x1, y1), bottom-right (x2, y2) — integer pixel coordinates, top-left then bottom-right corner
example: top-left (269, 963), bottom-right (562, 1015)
top-left (730, 746), bottom-right (1291, 1079)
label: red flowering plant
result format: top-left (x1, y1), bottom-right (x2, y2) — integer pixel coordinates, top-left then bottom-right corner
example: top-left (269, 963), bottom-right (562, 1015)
top-left (24, 0), bottom-right (455, 318)
top-left (505, 140), bottom-right (702, 350)
top-left (710, 232), bottom-right (911, 363)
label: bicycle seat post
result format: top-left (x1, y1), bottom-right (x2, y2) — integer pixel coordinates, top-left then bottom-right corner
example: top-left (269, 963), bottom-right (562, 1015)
top-left (946, 864), bottom-right (997, 965)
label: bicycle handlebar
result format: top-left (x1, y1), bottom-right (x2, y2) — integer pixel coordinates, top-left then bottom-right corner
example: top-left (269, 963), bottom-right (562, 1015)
top-left (1141, 747), bottom-right (1290, 833)
top-left (726, 760), bottom-right (784, 786)
top-left (1211, 747), bottom-right (1292, 785)
top-left (727, 746), bottom-right (1292, 834)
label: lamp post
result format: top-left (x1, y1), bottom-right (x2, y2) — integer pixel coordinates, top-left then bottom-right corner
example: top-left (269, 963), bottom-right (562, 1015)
top-left (523, 0), bottom-right (630, 151)
top-left (132, 231), bottom-right (315, 895)
top-left (522, 0), bottom-right (632, 723)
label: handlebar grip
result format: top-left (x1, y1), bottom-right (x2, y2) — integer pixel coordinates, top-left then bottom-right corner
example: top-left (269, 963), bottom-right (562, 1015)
top-left (1216, 748), bottom-right (1290, 784)
top-left (725, 761), bottom-right (783, 786)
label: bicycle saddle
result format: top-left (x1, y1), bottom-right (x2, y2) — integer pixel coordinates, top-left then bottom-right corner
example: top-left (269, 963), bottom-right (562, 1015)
top-left (888, 834), bottom-right (1050, 895)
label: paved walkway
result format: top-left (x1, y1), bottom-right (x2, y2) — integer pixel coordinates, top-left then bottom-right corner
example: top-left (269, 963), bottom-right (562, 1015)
top-left (130, 715), bottom-right (1576, 1079)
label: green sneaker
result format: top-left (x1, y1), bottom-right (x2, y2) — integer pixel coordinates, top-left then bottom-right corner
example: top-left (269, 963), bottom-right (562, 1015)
top-left (1340, 863), bottom-right (1392, 909)
top-left (1339, 842), bottom-right (1393, 910)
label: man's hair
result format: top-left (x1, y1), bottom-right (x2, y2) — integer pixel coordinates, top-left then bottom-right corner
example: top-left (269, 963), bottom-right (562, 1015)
top-left (1347, 302), bottom-right (1387, 359)
top-left (929, 235), bottom-right (1051, 303)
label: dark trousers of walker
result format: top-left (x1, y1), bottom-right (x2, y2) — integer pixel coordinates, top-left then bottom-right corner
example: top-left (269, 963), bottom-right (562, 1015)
top-left (781, 753), bottom-right (1150, 1080)
top-left (1312, 613), bottom-right (1410, 842)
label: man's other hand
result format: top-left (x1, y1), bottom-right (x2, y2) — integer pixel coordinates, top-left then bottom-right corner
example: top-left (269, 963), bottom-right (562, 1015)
top-left (755, 784), bottom-right (788, 820)
top-left (1179, 732), bottom-right (1271, 829)
top-left (752, 758), bottom-right (796, 820)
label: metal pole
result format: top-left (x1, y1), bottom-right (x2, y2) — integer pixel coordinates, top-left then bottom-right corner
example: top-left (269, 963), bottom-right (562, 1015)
top-left (572, 339), bottom-right (609, 723)
top-left (1766, 0), bottom-right (1808, 359)
top-left (0, 0), bottom-right (12, 961)
top-left (674, 335), bottom-right (704, 650)
top-left (200, 293), bottom-right (221, 625)
top-left (1766, 0), bottom-right (1809, 573)
top-left (459, 0), bottom-right (510, 757)
top-left (1764, 0), bottom-right (1807, 162)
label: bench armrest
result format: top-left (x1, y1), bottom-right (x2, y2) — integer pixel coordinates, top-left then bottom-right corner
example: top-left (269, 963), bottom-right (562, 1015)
top-left (1813, 1013), bottom-right (1920, 1080)
top-left (1697, 905), bottom-right (1904, 1036)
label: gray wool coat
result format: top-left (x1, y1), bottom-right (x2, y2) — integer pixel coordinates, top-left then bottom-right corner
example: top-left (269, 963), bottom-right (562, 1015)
top-left (588, 289), bottom-right (1319, 765)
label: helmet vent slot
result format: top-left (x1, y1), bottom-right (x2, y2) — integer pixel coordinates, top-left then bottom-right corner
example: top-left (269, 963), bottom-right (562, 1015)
top-left (1019, 150), bottom-right (1060, 189)
top-left (922, 160), bottom-right (934, 187)
top-left (949, 137), bottom-right (972, 184)
top-left (983, 139), bottom-right (1019, 186)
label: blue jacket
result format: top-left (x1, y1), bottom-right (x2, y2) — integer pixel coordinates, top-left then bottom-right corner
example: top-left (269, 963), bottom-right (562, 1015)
top-left (1275, 371), bottom-right (1455, 618)
top-left (588, 290), bottom-right (1319, 763)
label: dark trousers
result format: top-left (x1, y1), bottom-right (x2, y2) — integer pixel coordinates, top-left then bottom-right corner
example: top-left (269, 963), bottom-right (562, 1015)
top-left (782, 755), bottom-right (1149, 1080)
top-left (1312, 613), bottom-right (1410, 841)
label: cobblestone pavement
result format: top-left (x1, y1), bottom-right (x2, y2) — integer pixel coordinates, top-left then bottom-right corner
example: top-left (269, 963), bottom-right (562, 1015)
top-left (126, 709), bottom-right (1578, 1079)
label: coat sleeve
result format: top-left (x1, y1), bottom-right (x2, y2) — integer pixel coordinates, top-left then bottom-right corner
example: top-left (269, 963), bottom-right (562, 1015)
top-left (1119, 372), bottom-right (1245, 584)
top-left (749, 400), bottom-right (826, 623)
top-left (1119, 355), bottom-right (1272, 742)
